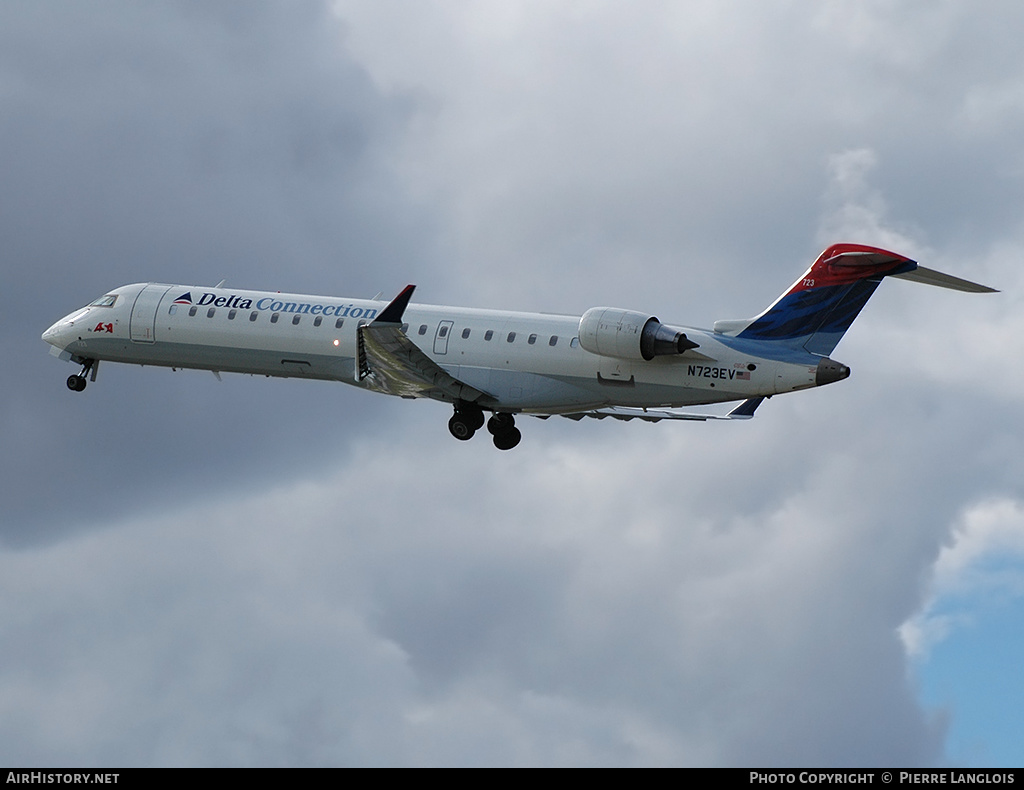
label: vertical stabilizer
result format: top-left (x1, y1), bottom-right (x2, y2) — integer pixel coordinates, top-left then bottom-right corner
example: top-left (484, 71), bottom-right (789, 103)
top-left (714, 243), bottom-right (918, 356)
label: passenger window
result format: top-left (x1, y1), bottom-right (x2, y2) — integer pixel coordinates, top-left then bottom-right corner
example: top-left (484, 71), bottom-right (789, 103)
top-left (438, 325), bottom-right (449, 337)
top-left (485, 330), bottom-right (493, 341)
top-left (335, 318), bottom-right (344, 329)
top-left (401, 323), bottom-right (409, 333)
top-left (292, 315), bottom-right (301, 325)
top-left (549, 335), bottom-right (558, 346)
top-left (168, 305), bottom-right (177, 315)
top-left (418, 325), bottom-right (428, 335)
top-left (570, 337), bottom-right (580, 348)
top-left (314, 316), bottom-right (323, 327)
top-left (507, 332), bottom-right (516, 343)
top-left (271, 313), bottom-right (280, 324)
top-left (249, 312), bottom-right (258, 322)
top-left (462, 328), bottom-right (471, 339)
top-left (228, 309), bottom-right (237, 320)
top-left (188, 306), bottom-right (197, 317)
top-left (528, 334), bottom-right (537, 345)
top-left (207, 308), bottom-right (216, 318)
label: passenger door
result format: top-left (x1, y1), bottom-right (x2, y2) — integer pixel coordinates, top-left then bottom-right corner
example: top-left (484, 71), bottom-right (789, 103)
top-left (129, 285), bottom-right (172, 343)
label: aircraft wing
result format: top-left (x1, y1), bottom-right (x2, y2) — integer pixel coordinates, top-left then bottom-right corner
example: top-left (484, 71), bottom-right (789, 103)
top-left (557, 396), bottom-right (765, 422)
top-left (358, 286), bottom-right (493, 404)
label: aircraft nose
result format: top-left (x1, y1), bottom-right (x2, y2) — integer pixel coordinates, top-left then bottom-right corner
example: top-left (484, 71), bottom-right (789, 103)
top-left (42, 319), bottom-right (73, 349)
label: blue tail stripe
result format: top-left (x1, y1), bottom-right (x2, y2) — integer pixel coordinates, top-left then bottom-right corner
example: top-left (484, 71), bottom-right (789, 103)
top-left (737, 279), bottom-right (881, 353)
top-left (726, 244), bottom-right (921, 356)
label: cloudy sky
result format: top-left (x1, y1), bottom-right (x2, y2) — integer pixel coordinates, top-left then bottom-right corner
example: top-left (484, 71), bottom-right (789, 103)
top-left (2, 0), bottom-right (1022, 767)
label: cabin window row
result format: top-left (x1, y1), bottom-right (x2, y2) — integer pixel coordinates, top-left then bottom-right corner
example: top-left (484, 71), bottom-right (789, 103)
top-left (416, 324), bottom-right (562, 347)
top-left (170, 305), bottom-right (579, 347)
top-left (173, 304), bottom-right (346, 329)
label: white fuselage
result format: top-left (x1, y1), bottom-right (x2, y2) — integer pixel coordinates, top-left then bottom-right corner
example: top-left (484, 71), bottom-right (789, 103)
top-left (43, 282), bottom-right (825, 414)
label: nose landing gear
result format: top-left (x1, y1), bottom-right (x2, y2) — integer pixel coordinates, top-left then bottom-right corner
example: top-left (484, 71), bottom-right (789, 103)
top-left (65, 359), bottom-right (97, 392)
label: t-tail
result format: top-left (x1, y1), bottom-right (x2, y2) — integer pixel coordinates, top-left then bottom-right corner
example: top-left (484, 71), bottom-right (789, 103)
top-left (713, 242), bottom-right (997, 356)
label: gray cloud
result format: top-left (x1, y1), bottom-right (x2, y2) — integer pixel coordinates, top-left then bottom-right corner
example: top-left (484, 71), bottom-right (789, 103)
top-left (2, 1), bottom-right (437, 542)
top-left (6, 403), bottom-right (1001, 765)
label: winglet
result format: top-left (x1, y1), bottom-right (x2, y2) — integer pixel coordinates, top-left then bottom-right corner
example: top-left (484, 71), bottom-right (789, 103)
top-left (727, 396), bottom-right (765, 419)
top-left (373, 285), bottom-right (416, 325)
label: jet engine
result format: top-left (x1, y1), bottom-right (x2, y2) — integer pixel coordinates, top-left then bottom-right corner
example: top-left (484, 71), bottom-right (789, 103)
top-left (578, 307), bottom-right (699, 361)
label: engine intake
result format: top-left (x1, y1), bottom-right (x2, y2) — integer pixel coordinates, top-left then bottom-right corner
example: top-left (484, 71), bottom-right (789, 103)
top-left (579, 307), bottom-right (699, 361)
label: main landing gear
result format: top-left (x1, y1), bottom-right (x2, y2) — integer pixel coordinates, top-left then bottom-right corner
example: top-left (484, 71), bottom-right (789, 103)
top-left (66, 359), bottom-right (97, 392)
top-left (448, 405), bottom-right (485, 441)
top-left (488, 412), bottom-right (522, 451)
top-left (447, 405), bottom-right (522, 450)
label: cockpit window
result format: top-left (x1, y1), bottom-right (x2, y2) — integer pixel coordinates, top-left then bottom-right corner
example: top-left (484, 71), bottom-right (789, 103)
top-left (89, 295), bottom-right (117, 307)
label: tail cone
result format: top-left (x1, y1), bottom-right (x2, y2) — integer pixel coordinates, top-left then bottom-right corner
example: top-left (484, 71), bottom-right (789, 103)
top-left (816, 358), bottom-right (851, 386)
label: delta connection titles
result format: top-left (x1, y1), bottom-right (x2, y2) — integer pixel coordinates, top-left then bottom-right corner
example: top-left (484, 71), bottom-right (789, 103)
top-left (181, 291), bottom-right (379, 320)
top-left (750, 775), bottom-right (1015, 785)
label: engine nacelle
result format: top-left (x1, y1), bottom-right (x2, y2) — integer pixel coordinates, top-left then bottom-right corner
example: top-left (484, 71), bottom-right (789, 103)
top-left (578, 307), bottom-right (699, 361)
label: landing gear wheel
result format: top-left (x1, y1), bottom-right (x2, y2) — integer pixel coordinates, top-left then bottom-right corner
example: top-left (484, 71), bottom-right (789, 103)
top-left (66, 358), bottom-right (95, 392)
top-left (493, 427), bottom-right (521, 451)
top-left (486, 412), bottom-right (520, 449)
top-left (487, 413), bottom-right (514, 436)
top-left (466, 408), bottom-right (485, 431)
top-left (448, 414), bottom-right (476, 441)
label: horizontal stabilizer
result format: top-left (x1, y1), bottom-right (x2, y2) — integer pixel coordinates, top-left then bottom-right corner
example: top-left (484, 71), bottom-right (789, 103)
top-left (890, 266), bottom-right (998, 293)
top-left (557, 396), bottom-right (765, 423)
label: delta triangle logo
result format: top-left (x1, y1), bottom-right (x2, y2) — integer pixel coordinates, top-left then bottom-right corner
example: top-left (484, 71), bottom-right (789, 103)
top-left (172, 292), bottom-right (193, 305)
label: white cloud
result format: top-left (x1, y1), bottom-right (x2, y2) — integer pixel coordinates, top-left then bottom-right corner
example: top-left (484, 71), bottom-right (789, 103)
top-left (818, 147), bottom-right (921, 255)
top-left (901, 498), bottom-right (1024, 659)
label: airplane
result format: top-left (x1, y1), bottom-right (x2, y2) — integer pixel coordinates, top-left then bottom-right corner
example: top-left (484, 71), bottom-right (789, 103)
top-left (42, 243), bottom-right (995, 450)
